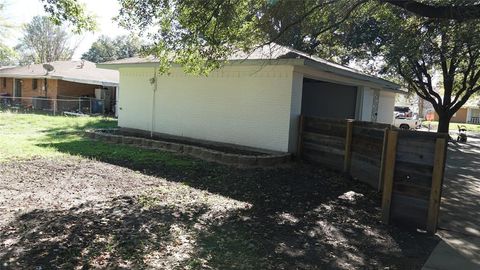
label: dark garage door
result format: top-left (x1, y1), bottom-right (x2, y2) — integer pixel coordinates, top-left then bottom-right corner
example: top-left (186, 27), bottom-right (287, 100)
top-left (301, 78), bottom-right (357, 119)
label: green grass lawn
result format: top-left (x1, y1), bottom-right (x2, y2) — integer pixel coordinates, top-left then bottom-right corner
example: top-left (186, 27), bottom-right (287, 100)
top-left (0, 111), bottom-right (438, 269)
top-left (0, 111), bottom-right (195, 169)
top-left (422, 121), bottom-right (480, 132)
top-left (0, 111), bottom-right (116, 161)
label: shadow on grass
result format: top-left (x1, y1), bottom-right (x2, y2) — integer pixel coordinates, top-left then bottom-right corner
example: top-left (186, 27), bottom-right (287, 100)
top-left (18, 132), bottom-right (441, 269)
top-left (39, 117), bottom-right (117, 134)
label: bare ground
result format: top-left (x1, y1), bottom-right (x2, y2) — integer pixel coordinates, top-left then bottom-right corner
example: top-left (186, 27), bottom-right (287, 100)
top-left (0, 156), bottom-right (438, 269)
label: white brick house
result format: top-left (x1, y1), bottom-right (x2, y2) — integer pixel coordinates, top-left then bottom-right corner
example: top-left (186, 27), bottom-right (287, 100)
top-left (98, 45), bottom-right (404, 153)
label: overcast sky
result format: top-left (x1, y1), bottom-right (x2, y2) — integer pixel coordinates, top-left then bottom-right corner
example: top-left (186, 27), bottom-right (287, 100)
top-left (3, 0), bottom-right (129, 59)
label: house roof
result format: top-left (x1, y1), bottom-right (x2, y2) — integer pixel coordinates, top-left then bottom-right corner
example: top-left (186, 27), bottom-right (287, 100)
top-left (98, 44), bottom-right (402, 92)
top-left (0, 61), bottom-right (119, 86)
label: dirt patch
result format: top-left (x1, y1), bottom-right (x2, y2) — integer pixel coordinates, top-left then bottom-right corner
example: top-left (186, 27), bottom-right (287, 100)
top-left (0, 157), bottom-right (439, 269)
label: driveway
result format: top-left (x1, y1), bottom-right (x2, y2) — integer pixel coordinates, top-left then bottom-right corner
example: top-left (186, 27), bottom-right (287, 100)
top-left (440, 134), bottom-right (480, 236)
top-left (423, 133), bottom-right (480, 269)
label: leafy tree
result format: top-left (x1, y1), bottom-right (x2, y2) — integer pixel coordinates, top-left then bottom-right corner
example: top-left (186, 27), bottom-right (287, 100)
top-left (0, 44), bottom-right (17, 66)
top-left (40, 0), bottom-right (96, 32)
top-left (115, 0), bottom-right (480, 71)
top-left (0, 1), bottom-right (16, 66)
top-left (16, 16), bottom-right (79, 64)
top-left (262, 2), bottom-right (480, 133)
top-left (317, 5), bottom-right (480, 133)
top-left (116, 0), bottom-right (480, 132)
top-left (81, 35), bottom-right (141, 63)
top-left (0, 1), bottom-right (93, 65)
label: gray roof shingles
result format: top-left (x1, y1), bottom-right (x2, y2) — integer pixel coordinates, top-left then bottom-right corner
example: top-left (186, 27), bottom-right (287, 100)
top-left (0, 60), bottom-right (118, 86)
top-left (98, 44), bottom-right (401, 91)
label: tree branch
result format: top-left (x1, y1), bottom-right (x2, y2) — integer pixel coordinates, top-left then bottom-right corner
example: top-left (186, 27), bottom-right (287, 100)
top-left (397, 60), bottom-right (440, 111)
top-left (383, 0), bottom-right (480, 21)
top-left (306, 0), bottom-right (372, 50)
top-left (450, 89), bottom-right (476, 114)
top-left (411, 60), bottom-right (443, 105)
top-left (264, 0), bottom-right (367, 48)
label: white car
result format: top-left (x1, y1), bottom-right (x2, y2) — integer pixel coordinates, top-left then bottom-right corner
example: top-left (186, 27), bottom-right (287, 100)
top-left (393, 116), bottom-right (422, 130)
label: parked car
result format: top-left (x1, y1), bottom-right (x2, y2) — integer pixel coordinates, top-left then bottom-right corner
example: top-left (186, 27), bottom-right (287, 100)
top-left (394, 106), bottom-right (413, 118)
top-left (393, 116), bottom-right (422, 130)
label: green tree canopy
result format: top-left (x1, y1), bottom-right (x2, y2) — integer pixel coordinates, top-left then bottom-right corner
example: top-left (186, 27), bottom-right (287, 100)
top-left (0, 2), bottom-right (14, 66)
top-left (116, 0), bottom-right (480, 132)
top-left (81, 35), bottom-right (141, 63)
top-left (313, 4), bottom-right (480, 133)
top-left (40, 0), bottom-right (96, 32)
top-left (115, 0), bottom-right (480, 71)
top-left (0, 1), bottom-right (94, 65)
top-left (0, 44), bottom-right (17, 66)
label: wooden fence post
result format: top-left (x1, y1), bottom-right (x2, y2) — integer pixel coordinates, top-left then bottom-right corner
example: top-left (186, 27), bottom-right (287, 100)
top-left (381, 130), bottom-right (398, 224)
top-left (378, 127), bottom-right (390, 192)
top-left (343, 119), bottom-right (354, 174)
top-left (427, 137), bottom-right (447, 234)
top-left (296, 115), bottom-right (305, 159)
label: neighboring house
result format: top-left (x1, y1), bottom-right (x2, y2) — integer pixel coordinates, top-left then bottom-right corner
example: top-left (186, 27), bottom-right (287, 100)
top-left (432, 98), bottom-right (480, 124)
top-left (98, 44), bottom-right (404, 153)
top-left (395, 93), bottom-right (434, 118)
top-left (0, 61), bottom-right (119, 114)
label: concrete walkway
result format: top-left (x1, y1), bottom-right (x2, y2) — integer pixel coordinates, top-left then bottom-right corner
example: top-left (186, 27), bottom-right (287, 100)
top-left (423, 134), bottom-right (480, 270)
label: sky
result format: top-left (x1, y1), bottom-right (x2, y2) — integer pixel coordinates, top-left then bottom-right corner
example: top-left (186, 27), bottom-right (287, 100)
top-left (3, 0), bottom-right (129, 59)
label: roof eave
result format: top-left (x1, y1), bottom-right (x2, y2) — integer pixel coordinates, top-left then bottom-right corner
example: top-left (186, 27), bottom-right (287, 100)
top-left (304, 59), bottom-right (404, 93)
top-left (60, 76), bottom-right (119, 86)
top-left (97, 62), bottom-right (160, 70)
top-left (0, 73), bottom-right (118, 86)
top-left (97, 58), bottom-right (305, 70)
top-left (0, 74), bottom-right (48, 79)
top-left (97, 57), bottom-right (405, 93)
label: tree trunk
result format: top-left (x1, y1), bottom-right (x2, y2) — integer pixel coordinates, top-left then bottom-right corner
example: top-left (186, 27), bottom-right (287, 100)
top-left (418, 98), bottom-right (424, 118)
top-left (437, 113), bottom-right (452, 133)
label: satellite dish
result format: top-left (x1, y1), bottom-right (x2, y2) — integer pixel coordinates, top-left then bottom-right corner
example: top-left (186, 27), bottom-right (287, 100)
top-left (43, 63), bottom-right (55, 74)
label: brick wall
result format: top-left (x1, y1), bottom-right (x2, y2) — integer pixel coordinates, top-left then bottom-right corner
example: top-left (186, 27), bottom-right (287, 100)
top-left (0, 77), bottom-right (59, 99)
top-left (18, 78), bottom-right (44, 98)
top-left (0, 77), bottom-right (103, 100)
top-left (0, 77), bottom-right (14, 95)
top-left (433, 107), bottom-right (468, 123)
top-left (118, 65), bottom-right (295, 152)
top-left (45, 79), bottom-right (58, 99)
top-left (451, 108), bottom-right (468, 123)
top-left (57, 80), bottom-right (100, 98)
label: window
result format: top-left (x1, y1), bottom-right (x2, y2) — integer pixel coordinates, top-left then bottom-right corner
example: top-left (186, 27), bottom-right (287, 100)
top-left (2, 78), bottom-right (5, 88)
top-left (32, 79), bottom-right (38, 90)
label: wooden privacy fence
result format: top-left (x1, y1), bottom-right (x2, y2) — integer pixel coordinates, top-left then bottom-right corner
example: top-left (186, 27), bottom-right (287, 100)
top-left (297, 116), bottom-right (448, 234)
top-left (381, 130), bottom-right (448, 234)
top-left (298, 116), bottom-right (390, 189)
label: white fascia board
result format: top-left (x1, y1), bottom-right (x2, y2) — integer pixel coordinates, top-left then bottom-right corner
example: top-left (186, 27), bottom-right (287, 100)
top-left (302, 59), bottom-right (405, 93)
top-left (0, 74), bottom-right (48, 79)
top-left (97, 62), bottom-right (160, 70)
top-left (0, 74), bottom-right (118, 87)
top-left (295, 63), bottom-right (405, 94)
top-left (97, 59), bottom-right (305, 70)
top-left (57, 76), bottom-right (119, 87)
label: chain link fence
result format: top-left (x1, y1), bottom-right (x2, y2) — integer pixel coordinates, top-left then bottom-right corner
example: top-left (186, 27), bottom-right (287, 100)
top-left (0, 96), bottom-right (106, 116)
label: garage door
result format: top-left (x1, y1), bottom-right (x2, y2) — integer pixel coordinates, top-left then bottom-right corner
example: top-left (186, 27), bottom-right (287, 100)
top-left (301, 78), bottom-right (357, 119)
